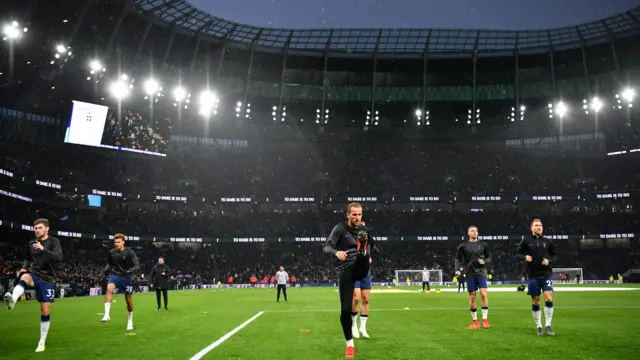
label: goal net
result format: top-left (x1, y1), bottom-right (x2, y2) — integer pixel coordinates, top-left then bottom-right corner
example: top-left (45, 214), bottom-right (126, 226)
top-left (552, 268), bottom-right (583, 284)
top-left (395, 270), bottom-right (443, 286)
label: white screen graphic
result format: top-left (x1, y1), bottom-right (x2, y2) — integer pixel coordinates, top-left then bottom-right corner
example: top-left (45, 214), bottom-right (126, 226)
top-left (64, 100), bottom-right (109, 146)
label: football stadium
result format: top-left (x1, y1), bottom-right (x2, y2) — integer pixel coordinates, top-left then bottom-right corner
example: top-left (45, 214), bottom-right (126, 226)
top-left (1, 0), bottom-right (640, 359)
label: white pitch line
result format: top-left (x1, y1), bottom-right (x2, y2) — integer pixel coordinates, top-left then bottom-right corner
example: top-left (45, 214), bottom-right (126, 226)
top-left (189, 311), bottom-right (264, 360)
top-left (264, 305), bottom-right (640, 313)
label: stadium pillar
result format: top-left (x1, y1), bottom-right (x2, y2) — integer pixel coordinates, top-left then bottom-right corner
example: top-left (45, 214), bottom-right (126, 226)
top-left (68, 0), bottom-right (95, 47)
top-left (321, 30), bottom-right (334, 124)
top-left (106, 4), bottom-right (131, 56)
top-left (242, 30), bottom-right (264, 117)
top-left (422, 31), bottom-right (432, 115)
top-left (162, 29), bottom-right (178, 71)
top-left (547, 32), bottom-right (557, 101)
top-left (135, 20), bottom-right (153, 62)
top-left (514, 33), bottom-right (520, 114)
top-left (278, 32), bottom-right (294, 119)
top-left (472, 32), bottom-right (480, 126)
top-left (576, 27), bottom-right (592, 98)
top-left (190, 36), bottom-right (202, 73)
top-left (216, 25), bottom-right (238, 83)
top-left (370, 31), bottom-right (382, 120)
top-left (601, 21), bottom-right (621, 87)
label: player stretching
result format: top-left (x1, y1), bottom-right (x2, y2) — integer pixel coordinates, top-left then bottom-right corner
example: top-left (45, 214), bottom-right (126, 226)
top-left (4, 218), bottom-right (63, 352)
top-left (516, 219), bottom-right (556, 336)
top-left (101, 233), bottom-right (140, 330)
top-left (455, 225), bottom-right (491, 330)
top-left (275, 266), bottom-right (289, 303)
top-left (352, 263), bottom-right (372, 339)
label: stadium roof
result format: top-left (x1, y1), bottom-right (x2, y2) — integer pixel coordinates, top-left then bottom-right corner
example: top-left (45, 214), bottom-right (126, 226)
top-left (135, 0), bottom-right (640, 55)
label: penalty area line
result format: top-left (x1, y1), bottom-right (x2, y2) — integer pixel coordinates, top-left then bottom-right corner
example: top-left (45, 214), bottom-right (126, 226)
top-left (189, 311), bottom-right (264, 360)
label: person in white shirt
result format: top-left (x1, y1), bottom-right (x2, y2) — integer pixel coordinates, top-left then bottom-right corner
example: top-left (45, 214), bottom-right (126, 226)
top-left (275, 266), bottom-right (289, 303)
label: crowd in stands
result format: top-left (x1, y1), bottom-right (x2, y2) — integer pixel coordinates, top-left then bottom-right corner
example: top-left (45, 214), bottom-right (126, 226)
top-left (0, 123), bottom-right (639, 293)
top-left (101, 109), bottom-right (172, 154)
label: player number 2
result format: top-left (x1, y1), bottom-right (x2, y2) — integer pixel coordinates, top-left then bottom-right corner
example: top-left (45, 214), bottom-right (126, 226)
top-left (46, 289), bottom-right (54, 299)
top-left (545, 280), bottom-right (553, 288)
top-left (126, 286), bottom-right (133, 293)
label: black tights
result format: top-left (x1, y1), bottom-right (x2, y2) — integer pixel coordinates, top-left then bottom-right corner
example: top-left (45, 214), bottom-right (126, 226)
top-left (155, 288), bottom-right (168, 309)
top-left (337, 259), bottom-right (370, 341)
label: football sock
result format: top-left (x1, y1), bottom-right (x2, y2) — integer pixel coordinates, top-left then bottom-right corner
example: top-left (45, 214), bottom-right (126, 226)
top-left (544, 301), bottom-right (554, 327)
top-left (482, 306), bottom-right (488, 320)
top-left (104, 302), bottom-right (111, 317)
top-left (11, 281), bottom-right (26, 303)
top-left (351, 312), bottom-right (358, 326)
top-left (532, 304), bottom-right (542, 327)
top-left (39, 315), bottom-right (50, 345)
top-left (470, 307), bottom-right (477, 321)
top-left (128, 311), bottom-right (133, 323)
top-left (346, 339), bottom-right (354, 347)
top-left (360, 314), bottom-right (368, 329)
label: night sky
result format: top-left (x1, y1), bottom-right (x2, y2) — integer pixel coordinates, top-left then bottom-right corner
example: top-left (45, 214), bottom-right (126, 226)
top-left (188, 0), bottom-right (640, 30)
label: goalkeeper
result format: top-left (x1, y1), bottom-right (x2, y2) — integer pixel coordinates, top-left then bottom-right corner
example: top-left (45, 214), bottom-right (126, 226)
top-left (323, 202), bottom-right (380, 359)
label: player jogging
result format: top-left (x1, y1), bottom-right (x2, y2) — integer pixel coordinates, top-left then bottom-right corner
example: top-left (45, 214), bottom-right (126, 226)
top-left (101, 233), bottom-right (140, 330)
top-left (149, 257), bottom-right (171, 310)
top-left (276, 266), bottom-right (289, 303)
top-left (455, 225), bottom-right (491, 330)
top-left (323, 203), bottom-right (380, 358)
top-left (516, 219), bottom-right (556, 336)
top-left (4, 218), bottom-right (63, 352)
top-left (352, 259), bottom-right (372, 339)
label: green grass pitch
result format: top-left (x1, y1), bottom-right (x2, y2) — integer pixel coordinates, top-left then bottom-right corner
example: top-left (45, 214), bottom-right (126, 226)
top-left (1, 284), bottom-right (639, 359)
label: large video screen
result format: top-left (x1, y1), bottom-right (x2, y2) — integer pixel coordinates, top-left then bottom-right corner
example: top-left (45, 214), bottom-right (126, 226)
top-left (64, 100), bottom-right (171, 156)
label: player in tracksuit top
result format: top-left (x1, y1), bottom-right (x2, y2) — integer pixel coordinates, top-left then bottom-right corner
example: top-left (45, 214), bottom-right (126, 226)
top-left (4, 218), bottom-right (63, 353)
top-left (101, 233), bottom-right (140, 331)
top-left (516, 218), bottom-right (557, 337)
top-left (323, 202), bottom-right (380, 358)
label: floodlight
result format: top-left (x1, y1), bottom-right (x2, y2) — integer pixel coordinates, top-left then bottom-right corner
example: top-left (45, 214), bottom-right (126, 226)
top-left (590, 97), bottom-right (603, 113)
top-left (143, 78), bottom-right (160, 96)
top-left (621, 88), bottom-right (635, 103)
top-left (173, 86), bottom-right (186, 102)
top-left (56, 44), bottom-right (66, 53)
top-left (109, 80), bottom-right (129, 100)
top-left (555, 101), bottom-right (568, 117)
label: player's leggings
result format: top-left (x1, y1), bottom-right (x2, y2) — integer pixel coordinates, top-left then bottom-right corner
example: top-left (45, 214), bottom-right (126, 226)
top-left (155, 288), bottom-right (168, 309)
top-left (337, 257), bottom-right (370, 341)
top-left (277, 284), bottom-right (287, 302)
top-left (458, 281), bottom-right (466, 292)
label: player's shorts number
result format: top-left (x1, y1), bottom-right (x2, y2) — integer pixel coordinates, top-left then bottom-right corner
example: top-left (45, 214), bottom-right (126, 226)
top-left (546, 280), bottom-right (553, 288)
top-left (126, 286), bottom-right (133, 294)
top-left (46, 289), bottom-right (55, 299)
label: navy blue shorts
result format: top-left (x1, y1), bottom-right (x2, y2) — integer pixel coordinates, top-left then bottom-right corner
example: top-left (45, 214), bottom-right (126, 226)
top-left (108, 275), bottom-right (134, 295)
top-left (527, 276), bottom-right (553, 296)
top-left (355, 274), bottom-right (372, 290)
top-left (29, 272), bottom-right (55, 303)
top-left (466, 275), bottom-right (488, 293)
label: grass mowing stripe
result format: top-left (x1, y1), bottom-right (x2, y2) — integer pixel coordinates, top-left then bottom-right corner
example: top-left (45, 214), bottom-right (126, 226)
top-left (189, 311), bottom-right (264, 360)
top-left (264, 305), bottom-right (640, 313)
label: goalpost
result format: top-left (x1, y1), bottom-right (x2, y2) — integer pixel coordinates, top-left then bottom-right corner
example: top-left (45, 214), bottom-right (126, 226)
top-left (552, 268), bottom-right (583, 284)
top-left (395, 269), bottom-right (443, 286)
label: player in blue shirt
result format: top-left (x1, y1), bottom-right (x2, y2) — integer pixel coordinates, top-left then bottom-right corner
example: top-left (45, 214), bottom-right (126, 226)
top-left (516, 219), bottom-right (557, 336)
top-left (4, 218), bottom-right (63, 353)
top-left (101, 233), bottom-right (140, 331)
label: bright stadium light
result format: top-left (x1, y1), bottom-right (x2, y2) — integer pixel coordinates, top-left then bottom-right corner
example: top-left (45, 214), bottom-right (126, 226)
top-left (143, 78), bottom-right (160, 96)
top-left (173, 86), bottom-right (186, 102)
top-left (621, 88), bottom-right (635, 104)
top-left (198, 91), bottom-right (217, 117)
top-left (415, 109), bottom-right (422, 117)
top-left (3, 22), bottom-right (22, 41)
top-left (590, 97), bottom-right (603, 113)
top-left (109, 80), bottom-right (129, 100)
top-left (555, 101), bottom-right (568, 118)
top-left (56, 44), bottom-right (67, 53)
top-left (90, 60), bottom-right (102, 72)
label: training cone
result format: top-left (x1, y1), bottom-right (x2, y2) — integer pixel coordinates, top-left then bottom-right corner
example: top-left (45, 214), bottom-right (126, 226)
top-left (425, 290), bottom-right (431, 294)
top-left (435, 289), bottom-right (441, 294)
